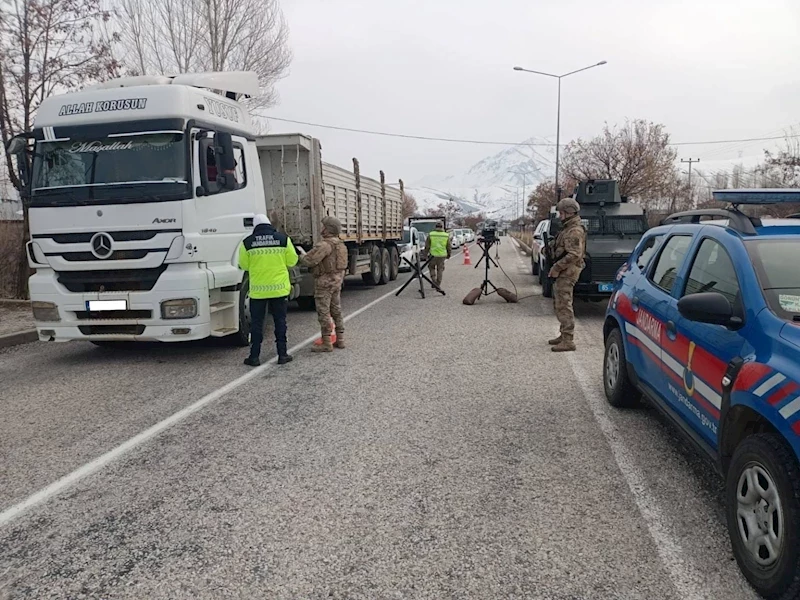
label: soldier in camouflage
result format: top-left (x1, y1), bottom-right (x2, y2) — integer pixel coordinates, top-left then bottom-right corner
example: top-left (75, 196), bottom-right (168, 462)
top-left (547, 198), bottom-right (587, 352)
top-left (300, 216), bottom-right (349, 352)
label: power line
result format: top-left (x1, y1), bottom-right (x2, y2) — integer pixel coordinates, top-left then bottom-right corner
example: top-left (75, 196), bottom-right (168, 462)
top-left (265, 115), bottom-right (800, 148)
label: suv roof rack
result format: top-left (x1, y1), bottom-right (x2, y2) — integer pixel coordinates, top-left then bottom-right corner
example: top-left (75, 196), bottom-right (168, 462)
top-left (660, 208), bottom-right (761, 235)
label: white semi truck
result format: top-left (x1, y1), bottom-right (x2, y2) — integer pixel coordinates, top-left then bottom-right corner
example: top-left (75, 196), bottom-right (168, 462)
top-left (6, 72), bottom-right (404, 345)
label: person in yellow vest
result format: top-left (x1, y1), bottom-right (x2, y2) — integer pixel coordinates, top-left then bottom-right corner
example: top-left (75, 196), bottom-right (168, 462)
top-left (237, 214), bottom-right (298, 367)
top-left (424, 221), bottom-right (451, 289)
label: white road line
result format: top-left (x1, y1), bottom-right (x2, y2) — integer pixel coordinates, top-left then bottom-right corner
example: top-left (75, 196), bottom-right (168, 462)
top-left (0, 286), bottom-right (402, 528)
top-left (568, 353), bottom-right (721, 600)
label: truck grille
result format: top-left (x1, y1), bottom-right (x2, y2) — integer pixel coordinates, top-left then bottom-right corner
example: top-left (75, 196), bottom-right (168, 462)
top-left (56, 266), bottom-right (167, 292)
top-left (34, 229), bottom-right (180, 243)
top-left (585, 256), bottom-right (627, 283)
top-left (74, 310), bottom-right (152, 320)
top-left (78, 325), bottom-right (146, 335)
top-left (59, 250), bottom-right (155, 262)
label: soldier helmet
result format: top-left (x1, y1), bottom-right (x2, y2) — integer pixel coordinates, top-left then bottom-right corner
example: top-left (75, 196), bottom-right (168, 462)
top-left (556, 197), bottom-right (580, 214)
top-left (321, 216), bottom-right (342, 235)
top-left (435, 221), bottom-right (444, 229)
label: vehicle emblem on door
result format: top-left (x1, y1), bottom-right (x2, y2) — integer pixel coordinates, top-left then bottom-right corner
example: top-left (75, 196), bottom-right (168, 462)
top-left (90, 232), bottom-right (114, 259)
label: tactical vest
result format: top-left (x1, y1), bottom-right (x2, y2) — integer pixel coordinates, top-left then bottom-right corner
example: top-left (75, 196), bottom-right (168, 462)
top-left (312, 237), bottom-right (348, 277)
top-left (429, 230), bottom-right (449, 257)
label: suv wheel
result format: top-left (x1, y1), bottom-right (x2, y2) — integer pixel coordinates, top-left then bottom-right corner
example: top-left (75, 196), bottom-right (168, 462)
top-left (727, 433), bottom-right (800, 600)
top-left (603, 328), bottom-right (639, 408)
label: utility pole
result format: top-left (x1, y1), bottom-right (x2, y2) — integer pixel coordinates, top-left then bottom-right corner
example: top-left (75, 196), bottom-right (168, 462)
top-left (681, 158), bottom-right (700, 208)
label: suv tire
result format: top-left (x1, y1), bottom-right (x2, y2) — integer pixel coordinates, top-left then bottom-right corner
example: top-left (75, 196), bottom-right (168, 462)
top-left (603, 328), bottom-right (639, 408)
top-left (726, 433), bottom-right (800, 600)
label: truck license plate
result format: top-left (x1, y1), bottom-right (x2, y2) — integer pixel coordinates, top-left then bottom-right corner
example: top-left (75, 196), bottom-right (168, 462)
top-left (598, 283), bottom-right (614, 292)
top-left (86, 300), bottom-right (127, 311)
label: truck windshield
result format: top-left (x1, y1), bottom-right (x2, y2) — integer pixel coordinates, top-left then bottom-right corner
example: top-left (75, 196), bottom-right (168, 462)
top-left (582, 215), bottom-right (646, 235)
top-left (412, 221), bottom-right (438, 234)
top-left (746, 239), bottom-right (800, 321)
top-left (32, 132), bottom-right (187, 192)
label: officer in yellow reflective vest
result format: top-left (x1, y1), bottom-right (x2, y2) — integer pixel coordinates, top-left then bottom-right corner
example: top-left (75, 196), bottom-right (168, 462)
top-left (424, 221), bottom-right (451, 289)
top-left (238, 214), bottom-right (299, 367)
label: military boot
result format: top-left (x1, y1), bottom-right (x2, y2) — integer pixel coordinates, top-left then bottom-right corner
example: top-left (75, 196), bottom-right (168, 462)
top-left (333, 331), bottom-right (345, 349)
top-left (551, 336), bottom-right (576, 352)
top-left (311, 335), bottom-right (333, 353)
top-left (548, 335), bottom-right (563, 346)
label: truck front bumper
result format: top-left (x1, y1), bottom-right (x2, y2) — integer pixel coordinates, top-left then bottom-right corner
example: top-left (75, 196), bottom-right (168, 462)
top-left (29, 264), bottom-right (213, 343)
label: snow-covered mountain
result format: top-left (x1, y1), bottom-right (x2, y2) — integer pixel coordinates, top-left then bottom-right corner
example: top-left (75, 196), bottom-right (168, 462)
top-left (406, 137), bottom-right (556, 219)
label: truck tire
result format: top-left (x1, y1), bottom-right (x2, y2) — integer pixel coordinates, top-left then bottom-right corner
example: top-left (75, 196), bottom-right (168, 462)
top-left (229, 274), bottom-right (251, 347)
top-left (362, 246), bottom-right (381, 285)
top-left (542, 275), bottom-right (554, 298)
top-left (603, 328), bottom-right (639, 408)
top-left (726, 433), bottom-right (800, 600)
top-left (296, 297), bottom-right (316, 311)
top-left (388, 246), bottom-right (399, 281)
top-left (379, 247), bottom-right (391, 285)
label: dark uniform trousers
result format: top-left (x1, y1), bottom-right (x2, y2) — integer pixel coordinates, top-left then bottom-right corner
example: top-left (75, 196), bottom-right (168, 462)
top-left (249, 296), bottom-right (289, 360)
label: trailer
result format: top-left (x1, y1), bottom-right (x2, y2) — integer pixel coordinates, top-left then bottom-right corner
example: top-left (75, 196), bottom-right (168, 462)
top-left (257, 134), bottom-right (403, 309)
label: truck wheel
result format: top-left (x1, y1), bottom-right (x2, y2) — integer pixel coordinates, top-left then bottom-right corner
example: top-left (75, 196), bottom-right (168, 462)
top-left (296, 297), bottom-right (316, 311)
top-left (542, 275), bottom-right (554, 298)
top-left (603, 328), bottom-right (639, 408)
top-left (532, 254), bottom-right (539, 276)
top-left (726, 433), bottom-right (800, 600)
top-left (388, 247), bottom-right (399, 281)
top-left (362, 246), bottom-right (381, 285)
top-left (379, 247), bottom-right (391, 285)
top-left (229, 275), bottom-right (251, 347)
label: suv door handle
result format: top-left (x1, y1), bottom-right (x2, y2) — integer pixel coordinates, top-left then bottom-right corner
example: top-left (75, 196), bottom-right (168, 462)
top-left (666, 320), bottom-right (677, 339)
top-left (631, 295), bottom-right (640, 308)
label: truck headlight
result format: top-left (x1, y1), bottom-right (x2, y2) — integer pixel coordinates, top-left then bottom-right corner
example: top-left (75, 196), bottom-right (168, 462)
top-left (32, 301), bottom-right (60, 322)
top-left (160, 298), bottom-right (197, 319)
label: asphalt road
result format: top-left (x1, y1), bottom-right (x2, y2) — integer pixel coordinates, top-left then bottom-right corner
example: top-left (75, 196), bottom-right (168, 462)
top-left (0, 239), bottom-right (759, 599)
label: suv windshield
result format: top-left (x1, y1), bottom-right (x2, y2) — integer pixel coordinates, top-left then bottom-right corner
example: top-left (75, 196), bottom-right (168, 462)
top-left (746, 239), bottom-right (800, 320)
top-left (32, 132), bottom-right (187, 201)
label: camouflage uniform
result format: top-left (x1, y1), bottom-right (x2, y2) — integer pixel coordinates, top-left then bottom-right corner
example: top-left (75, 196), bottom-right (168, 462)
top-left (300, 216), bottom-right (349, 351)
top-left (549, 206), bottom-right (586, 351)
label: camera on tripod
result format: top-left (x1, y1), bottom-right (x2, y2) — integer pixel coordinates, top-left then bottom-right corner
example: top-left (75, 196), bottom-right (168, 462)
top-left (478, 219), bottom-right (499, 243)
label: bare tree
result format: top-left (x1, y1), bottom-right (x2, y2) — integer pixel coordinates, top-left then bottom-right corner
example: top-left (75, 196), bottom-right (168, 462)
top-left (0, 0), bottom-right (118, 298)
top-left (562, 119), bottom-right (677, 201)
top-left (402, 192), bottom-right (418, 219)
top-left (117, 0), bottom-right (291, 110)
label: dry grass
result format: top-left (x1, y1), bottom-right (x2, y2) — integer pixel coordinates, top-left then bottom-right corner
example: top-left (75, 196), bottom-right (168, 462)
top-left (511, 231), bottom-right (533, 250)
top-left (0, 220), bottom-right (25, 298)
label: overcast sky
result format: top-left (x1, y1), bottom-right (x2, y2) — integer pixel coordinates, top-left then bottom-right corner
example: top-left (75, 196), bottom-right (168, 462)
top-left (267, 0), bottom-right (800, 185)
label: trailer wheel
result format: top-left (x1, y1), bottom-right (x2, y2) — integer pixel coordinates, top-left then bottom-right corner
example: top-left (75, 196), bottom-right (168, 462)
top-left (362, 246), bottom-right (381, 285)
top-left (379, 247), bottom-right (391, 285)
top-left (388, 246), bottom-right (399, 281)
top-left (229, 274), bottom-right (251, 347)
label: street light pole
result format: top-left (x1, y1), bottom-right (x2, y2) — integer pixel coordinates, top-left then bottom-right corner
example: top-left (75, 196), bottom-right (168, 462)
top-left (514, 60), bottom-right (607, 203)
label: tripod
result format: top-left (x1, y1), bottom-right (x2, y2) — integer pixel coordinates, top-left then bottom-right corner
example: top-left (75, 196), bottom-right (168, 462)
top-left (395, 251), bottom-right (446, 298)
top-left (473, 238), bottom-right (501, 297)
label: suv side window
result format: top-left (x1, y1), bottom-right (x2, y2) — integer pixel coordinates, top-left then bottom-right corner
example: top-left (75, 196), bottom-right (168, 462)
top-left (649, 235), bottom-right (693, 293)
top-left (683, 238), bottom-right (741, 307)
top-left (636, 234), bottom-right (664, 270)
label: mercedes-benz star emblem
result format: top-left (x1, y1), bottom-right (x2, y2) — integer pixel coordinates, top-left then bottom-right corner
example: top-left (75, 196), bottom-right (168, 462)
top-left (90, 232), bottom-right (114, 259)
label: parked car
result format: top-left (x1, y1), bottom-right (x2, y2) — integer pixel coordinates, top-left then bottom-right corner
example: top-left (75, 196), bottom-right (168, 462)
top-left (531, 219), bottom-right (551, 277)
top-left (602, 189), bottom-right (800, 600)
top-left (461, 228), bottom-right (474, 243)
top-left (450, 231), bottom-right (463, 249)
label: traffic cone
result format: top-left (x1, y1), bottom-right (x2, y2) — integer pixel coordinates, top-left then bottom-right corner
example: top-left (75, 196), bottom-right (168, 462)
top-left (314, 318), bottom-right (337, 345)
top-left (463, 245), bottom-right (472, 265)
